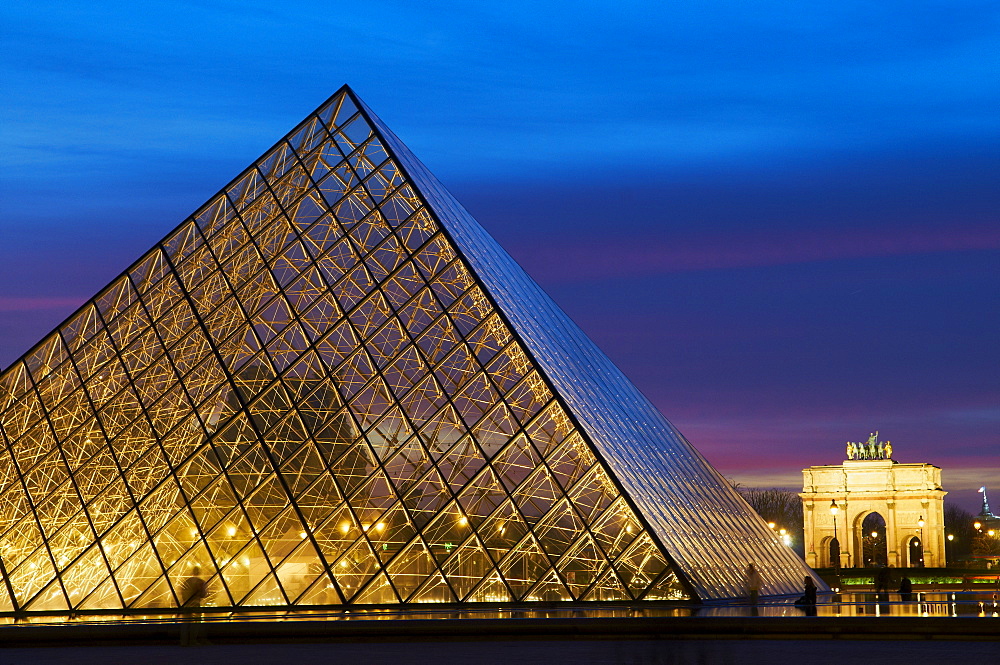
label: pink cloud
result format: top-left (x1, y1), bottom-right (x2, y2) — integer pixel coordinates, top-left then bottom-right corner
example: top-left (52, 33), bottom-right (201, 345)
top-left (511, 224), bottom-right (1000, 283)
top-left (0, 296), bottom-right (86, 312)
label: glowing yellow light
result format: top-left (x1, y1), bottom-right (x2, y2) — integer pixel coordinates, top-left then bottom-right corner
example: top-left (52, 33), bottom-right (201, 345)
top-left (362, 523), bottom-right (370, 531)
top-left (830, 500), bottom-right (838, 516)
top-left (947, 534), bottom-right (954, 541)
top-left (871, 531), bottom-right (878, 538)
top-left (298, 531), bottom-right (307, 539)
top-left (990, 530), bottom-right (996, 537)
top-left (340, 522), bottom-right (350, 534)
top-left (226, 525), bottom-right (237, 537)
top-left (375, 522), bottom-right (385, 532)
top-left (340, 560), bottom-right (348, 567)
top-left (190, 528), bottom-right (198, 538)
top-left (625, 524), bottom-right (633, 534)
top-left (767, 522), bottom-right (776, 529)
top-left (242, 557), bottom-right (250, 566)
top-left (458, 516), bottom-right (468, 526)
top-left (975, 521), bottom-right (982, 530)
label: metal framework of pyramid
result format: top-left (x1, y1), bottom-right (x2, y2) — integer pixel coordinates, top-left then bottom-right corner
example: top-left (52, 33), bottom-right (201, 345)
top-left (0, 86), bottom-right (820, 612)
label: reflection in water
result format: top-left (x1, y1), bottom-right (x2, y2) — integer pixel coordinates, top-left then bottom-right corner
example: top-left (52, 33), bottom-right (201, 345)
top-left (696, 591), bottom-right (1000, 618)
top-left (0, 591), bottom-right (997, 626)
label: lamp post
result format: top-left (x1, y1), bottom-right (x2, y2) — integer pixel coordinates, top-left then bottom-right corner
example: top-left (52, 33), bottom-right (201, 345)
top-left (917, 515), bottom-right (925, 567)
top-left (830, 499), bottom-right (840, 592)
top-left (946, 533), bottom-right (954, 566)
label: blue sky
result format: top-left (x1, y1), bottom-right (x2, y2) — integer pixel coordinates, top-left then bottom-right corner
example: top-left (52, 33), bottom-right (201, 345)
top-left (2, 0), bottom-right (998, 511)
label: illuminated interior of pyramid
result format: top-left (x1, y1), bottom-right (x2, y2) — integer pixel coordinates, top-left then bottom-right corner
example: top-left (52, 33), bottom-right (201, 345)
top-left (0, 86), bottom-right (820, 612)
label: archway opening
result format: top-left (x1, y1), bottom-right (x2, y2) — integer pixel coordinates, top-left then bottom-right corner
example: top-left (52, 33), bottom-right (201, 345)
top-left (908, 536), bottom-right (924, 568)
top-left (859, 512), bottom-right (888, 567)
top-left (828, 537), bottom-right (841, 568)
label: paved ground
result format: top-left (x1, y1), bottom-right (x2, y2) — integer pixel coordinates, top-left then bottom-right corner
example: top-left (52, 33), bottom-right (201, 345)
top-left (0, 639), bottom-right (998, 665)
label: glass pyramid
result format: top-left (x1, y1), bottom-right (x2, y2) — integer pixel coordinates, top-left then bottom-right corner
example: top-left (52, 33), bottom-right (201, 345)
top-left (0, 86), bottom-right (819, 612)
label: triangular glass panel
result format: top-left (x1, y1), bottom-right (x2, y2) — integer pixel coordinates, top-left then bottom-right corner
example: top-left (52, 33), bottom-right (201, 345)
top-left (23, 579), bottom-right (69, 612)
top-left (218, 539), bottom-right (268, 605)
top-left (439, 534), bottom-right (493, 601)
top-left (60, 543), bottom-right (112, 608)
top-left (409, 571), bottom-right (455, 604)
top-left (385, 538), bottom-right (439, 602)
top-left (130, 573), bottom-right (177, 609)
top-left (643, 567), bottom-right (690, 601)
top-left (466, 570), bottom-right (512, 603)
top-left (112, 542), bottom-right (164, 607)
top-left (556, 534), bottom-right (608, 600)
top-left (243, 573), bottom-right (287, 607)
top-left (496, 536), bottom-right (550, 601)
top-left (332, 539), bottom-right (381, 601)
top-left (525, 568), bottom-right (572, 603)
top-left (352, 571), bottom-right (399, 605)
top-left (76, 574), bottom-right (121, 610)
top-left (583, 568), bottom-right (631, 602)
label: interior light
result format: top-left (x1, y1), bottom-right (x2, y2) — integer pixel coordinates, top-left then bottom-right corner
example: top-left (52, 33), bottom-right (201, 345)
top-left (226, 525), bottom-right (237, 537)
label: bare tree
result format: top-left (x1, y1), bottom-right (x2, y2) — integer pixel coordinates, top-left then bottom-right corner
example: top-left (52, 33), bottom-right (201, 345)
top-left (944, 502), bottom-right (975, 561)
top-left (734, 485), bottom-right (804, 557)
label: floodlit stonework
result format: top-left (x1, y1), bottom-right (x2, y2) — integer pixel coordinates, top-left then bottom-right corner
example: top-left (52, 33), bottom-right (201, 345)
top-left (801, 457), bottom-right (946, 569)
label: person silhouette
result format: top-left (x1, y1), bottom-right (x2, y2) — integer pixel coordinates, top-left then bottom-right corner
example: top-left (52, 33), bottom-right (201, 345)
top-left (745, 563), bottom-right (762, 606)
top-left (181, 565), bottom-right (208, 608)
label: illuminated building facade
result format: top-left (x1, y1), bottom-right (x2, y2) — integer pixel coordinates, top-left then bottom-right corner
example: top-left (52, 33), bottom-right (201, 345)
top-left (0, 86), bottom-right (819, 612)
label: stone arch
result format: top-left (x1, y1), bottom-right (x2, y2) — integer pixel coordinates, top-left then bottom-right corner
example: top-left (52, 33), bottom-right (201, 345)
top-left (906, 535), bottom-right (924, 568)
top-left (853, 510), bottom-right (888, 567)
top-left (800, 458), bottom-right (946, 568)
top-left (818, 536), bottom-right (838, 568)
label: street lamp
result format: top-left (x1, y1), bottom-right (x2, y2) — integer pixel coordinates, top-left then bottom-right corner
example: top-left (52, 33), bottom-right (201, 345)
top-left (946, 533), bottom-right (954, 565)
top-left (917, 515), bottom-right (925, 567)
top-left (830, 500), bottom-right (840, 591)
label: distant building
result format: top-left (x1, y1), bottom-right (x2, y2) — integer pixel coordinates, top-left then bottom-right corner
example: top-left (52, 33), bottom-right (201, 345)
top-left (800, 433), bottom-right (946, 568)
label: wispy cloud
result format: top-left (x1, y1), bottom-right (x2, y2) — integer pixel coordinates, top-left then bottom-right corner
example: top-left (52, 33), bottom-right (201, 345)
top-left (727, 467), bottom-right (1000, 492)
top-left (0, 297), bottom-right (85, 312)
top-left (511, 224), bottom-right (1000, 283)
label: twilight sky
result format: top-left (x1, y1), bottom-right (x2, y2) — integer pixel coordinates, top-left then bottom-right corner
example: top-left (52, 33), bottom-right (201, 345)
top-left (2, 1), bottom-right (997, 512)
